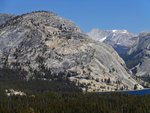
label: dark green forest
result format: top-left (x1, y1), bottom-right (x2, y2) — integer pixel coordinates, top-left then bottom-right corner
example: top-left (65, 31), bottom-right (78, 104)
top-left (0, 67), bottom-right (150, 113)
top-left (1, 92), bottom-right (150, 113)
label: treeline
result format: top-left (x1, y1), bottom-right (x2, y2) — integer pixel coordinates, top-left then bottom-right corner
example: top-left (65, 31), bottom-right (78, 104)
top-left (1, 67), bottom-right (150, 113)
top-left (0, 67), bottom-right (82, 94)
top-left (0, 92), bottom-right (150, 113)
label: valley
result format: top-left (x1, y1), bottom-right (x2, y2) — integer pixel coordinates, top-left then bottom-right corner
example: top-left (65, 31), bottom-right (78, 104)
top-left (0, 4), bottom-right (150, 112)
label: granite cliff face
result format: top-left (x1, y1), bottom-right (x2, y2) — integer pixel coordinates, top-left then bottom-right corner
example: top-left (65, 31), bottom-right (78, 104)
top-left (87, 28), bottom-right (138, 54)
top-left (0, 11), bottom-right (143, 92)
top-left (0, 14), bottom-right (15, 26)
top-left (128, 31), bottom-right (150, 77)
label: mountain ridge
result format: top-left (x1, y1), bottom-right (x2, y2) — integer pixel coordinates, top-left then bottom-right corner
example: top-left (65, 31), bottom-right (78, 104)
top-left (0, 11), bottom-right (143, 92)
top-left (126, 31), bottom-right (150, 77)
top-left (87, 28), bottom-right (138, 54)
top-left (0, 13), bottom-right (16, 26)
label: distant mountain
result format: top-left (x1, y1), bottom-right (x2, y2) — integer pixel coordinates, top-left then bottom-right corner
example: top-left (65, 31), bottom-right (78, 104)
top-left (126, 31), bottom-right (150, 77)
top-left (87, 28), bottom-right (138, 54)
top-left (0, 11), bottom-right (143, 92)
top-left (0, 14), bottom-right (15, 26)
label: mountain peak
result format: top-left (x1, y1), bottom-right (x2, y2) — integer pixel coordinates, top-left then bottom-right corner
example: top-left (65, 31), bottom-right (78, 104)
top-left (87, 28), bottom-right (138, 54)
top-left (0, 11), bottom-right (82, 36)
top-left (21, 11), bottom-right (58, 18)
top-left (109, 29), bottom-right (128, 33)
top-left (127, 31), bottom-right (150, 77)
top-left (139, 31), bottom-right (150, 37)
top-left (0, 11), bottom-right (143, 91)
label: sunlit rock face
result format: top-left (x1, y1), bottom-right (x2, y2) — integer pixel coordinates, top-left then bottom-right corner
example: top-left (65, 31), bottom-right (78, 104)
top-left (87, 28), bottom-right (138, 54)
top-left (0, 14), bottom-right (15, 26)
top-left (0, 11), bottom-right (143, 92)
top-left (128, 31), bottom-right (150, 77)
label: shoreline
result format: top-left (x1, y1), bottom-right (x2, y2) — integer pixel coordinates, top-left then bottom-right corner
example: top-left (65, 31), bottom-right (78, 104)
top-left (96, 88), bottom-right (150, 94)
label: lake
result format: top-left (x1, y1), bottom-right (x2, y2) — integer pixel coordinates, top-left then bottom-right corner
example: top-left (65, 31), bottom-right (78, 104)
top-left (122, 89), bottom-right (150, 95)
top-left (98, 89), bottom-right (150, 95)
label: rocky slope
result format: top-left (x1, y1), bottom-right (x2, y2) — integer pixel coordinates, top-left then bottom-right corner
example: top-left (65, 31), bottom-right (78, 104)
top-left (0, 11), bottom-right (143, 92)
top-left (87, 28), bottom-right (138, 54)
top-left (0, 14), bottom-right (15, 26)
top-left (127, 31), bottom-right (150, 77)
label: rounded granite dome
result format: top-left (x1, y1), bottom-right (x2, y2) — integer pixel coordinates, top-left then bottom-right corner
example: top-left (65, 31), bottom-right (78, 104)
top-left (0, 11), bottom-right (143, 92)
top-left (0, 11), bottom-right (82, 34)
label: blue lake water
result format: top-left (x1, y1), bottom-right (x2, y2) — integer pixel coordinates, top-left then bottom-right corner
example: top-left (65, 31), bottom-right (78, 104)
top-left (98, 89), bottom-right (150, 95)
top-left (122, 89), bottom-right (150, 95)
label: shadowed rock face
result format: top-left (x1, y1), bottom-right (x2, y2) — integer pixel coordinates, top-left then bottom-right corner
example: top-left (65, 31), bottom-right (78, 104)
top-left (128, 31), bottom-right (150, 77)
top-left (0, 11), bottom-right (143, 92)
top-left (0, 14), bottom-right (15, 26)
top-left (87, 28), bottom-right (138, 54)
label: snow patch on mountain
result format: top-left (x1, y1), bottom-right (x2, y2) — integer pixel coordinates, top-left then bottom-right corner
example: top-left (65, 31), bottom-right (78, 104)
top-left (99, 37), bottom-right (106, 42)
top-left (87, 28), bottom-right (138, 54)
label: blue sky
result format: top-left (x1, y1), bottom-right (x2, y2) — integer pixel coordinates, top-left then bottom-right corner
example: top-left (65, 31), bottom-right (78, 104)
top-left (0, 0), bottom-right (150, 34)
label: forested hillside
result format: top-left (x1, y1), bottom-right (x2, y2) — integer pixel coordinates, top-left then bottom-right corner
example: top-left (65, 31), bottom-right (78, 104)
top-left (0, 67), bottom-right (149, 113)
top-left (0, 92), bottom-right (150, 113)
top-left (0, 67), bottom-right (82, 94)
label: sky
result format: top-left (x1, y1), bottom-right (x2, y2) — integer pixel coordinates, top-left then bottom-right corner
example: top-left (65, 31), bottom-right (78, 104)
top-left (0, 0), bottom-right (150, 34)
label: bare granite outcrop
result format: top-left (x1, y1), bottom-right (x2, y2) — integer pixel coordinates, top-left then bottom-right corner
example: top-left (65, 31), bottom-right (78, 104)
top-left (0, 11), bottom-right (143, 92)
